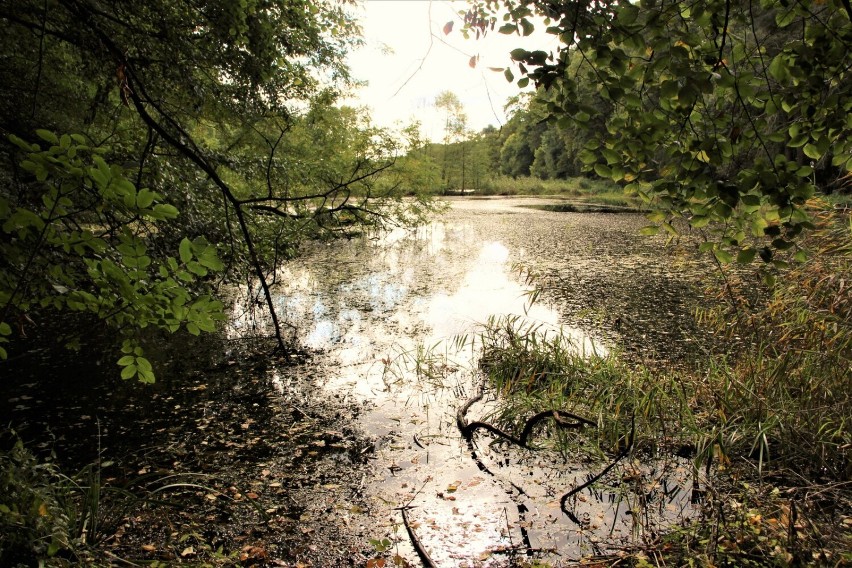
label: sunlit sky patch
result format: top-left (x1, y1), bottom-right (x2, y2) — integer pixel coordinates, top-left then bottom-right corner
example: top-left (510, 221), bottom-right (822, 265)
top-left (344, 0), bottom-right (557, 141)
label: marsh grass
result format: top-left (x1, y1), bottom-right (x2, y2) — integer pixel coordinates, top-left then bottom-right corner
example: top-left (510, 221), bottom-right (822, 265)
top-left (457, 206), bottom-right (852, 565)
top-left (477, 175), bottom-right (624, 197)
top-left (695, 205), bottom-right (852, 480)
top-left (475, 315), bottom-right (693, 458)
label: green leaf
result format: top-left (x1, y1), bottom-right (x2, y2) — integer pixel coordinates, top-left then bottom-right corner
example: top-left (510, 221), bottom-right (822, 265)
top-left (690, 215), bottom-right (711, 228)
top-left (639, 225), bottom-right (660, 236)
top-left (152, 204), bottom-right (179, 219)
top-left (187, 261), bottom-right (208, 277)
top-left (660, 80), bottom-right (678, 100)
top-left (579, 149), bottom-right (598, 165)
top-left (179, 238), bottom-right (193, 263)
top-left (120, 364), bottom-right (137, 380)
top-left (0, 322), bottom-right (10, 336)
top-left (520, 18), bottom-right (534, 36)
top-left (802, 144), bottom-right (822, 160)
top-left (117, 355), bottom-right (135, 366)
top-left (138, 368), bottom-right (155, 384)
top-left (36, 129), bottom-right (59, 144)
top-left (714, 248), bottom-right (733, 263)
top-left (601, 147), bottom-right (619, 164)
top-left (594, 163), bottom-right (612, 178)
top-left (768, 54), bottom-right (789, 82)
top-left (736, 248), bottom-right (756, 264)
top-left (136, 188), bottom-right (156, 209)
top-left (136, 357), bottom-right (153, 373)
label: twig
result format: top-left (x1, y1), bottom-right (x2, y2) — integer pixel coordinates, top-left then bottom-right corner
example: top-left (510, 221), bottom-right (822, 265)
top-left (400, 506), bottom-right (437, 568)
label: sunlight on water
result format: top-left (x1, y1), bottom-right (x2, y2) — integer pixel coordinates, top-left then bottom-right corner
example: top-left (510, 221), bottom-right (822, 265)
top-left (228, 199), bottom-right (700, 565)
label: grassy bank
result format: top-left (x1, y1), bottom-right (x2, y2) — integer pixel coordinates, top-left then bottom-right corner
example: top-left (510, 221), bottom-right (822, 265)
top-left (469, 175), bottom-right (642, 208)
top-left (469, 207), bottom-right (851, 566)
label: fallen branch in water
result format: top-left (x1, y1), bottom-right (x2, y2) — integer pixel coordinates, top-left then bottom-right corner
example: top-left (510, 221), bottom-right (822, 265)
top-left (456, 387), bottom-right (595, 449)
top-left (399, 506), bottom-right (437, 568)
top-left (456, 386), bottom-right (637, 526)
top-left (560, 414), bottom-right (635, 523)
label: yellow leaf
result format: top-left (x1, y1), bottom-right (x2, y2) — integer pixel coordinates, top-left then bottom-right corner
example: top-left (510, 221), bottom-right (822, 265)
top-left (38, 502), bottom-right (48, 516)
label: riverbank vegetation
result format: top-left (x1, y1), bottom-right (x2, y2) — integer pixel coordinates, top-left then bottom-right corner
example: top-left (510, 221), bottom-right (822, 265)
top-left (461, 201), bottom-right (851, 565)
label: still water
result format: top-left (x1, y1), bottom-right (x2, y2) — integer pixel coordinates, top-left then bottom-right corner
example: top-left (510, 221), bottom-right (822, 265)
top-left (232, 197), bottom-right (712, 565)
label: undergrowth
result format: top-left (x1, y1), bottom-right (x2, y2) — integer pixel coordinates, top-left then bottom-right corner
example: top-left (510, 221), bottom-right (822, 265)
top-left (0, 434), bottom-right (241, 566)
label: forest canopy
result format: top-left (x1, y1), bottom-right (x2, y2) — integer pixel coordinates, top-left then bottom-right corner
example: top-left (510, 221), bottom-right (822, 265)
top-left (0, 0), bottom-right (431, 378)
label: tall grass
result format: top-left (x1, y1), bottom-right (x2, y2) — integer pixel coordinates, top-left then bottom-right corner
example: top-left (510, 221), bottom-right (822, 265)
top-left (463, 205), bottom-right (852, 564)
top-left (474, 205), bottom-right (851, 480)
top-left (696, 205), bottom-right (852, 479)
top-left (475, 315), bottom-right (694, 459)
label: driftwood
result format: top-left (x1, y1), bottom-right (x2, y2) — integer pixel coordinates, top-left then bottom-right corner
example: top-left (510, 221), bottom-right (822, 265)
top-left (456, 385), bottom-right (635, 525)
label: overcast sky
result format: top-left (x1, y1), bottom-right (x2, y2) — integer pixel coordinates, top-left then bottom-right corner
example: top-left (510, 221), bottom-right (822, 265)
top-left (344, 0), bottom-right (556, 141)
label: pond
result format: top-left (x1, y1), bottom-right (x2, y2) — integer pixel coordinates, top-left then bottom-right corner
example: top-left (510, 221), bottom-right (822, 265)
top-left (1, 196), bottom-right (717, 566)
top-left (231, 196), bottom-right (715, 565)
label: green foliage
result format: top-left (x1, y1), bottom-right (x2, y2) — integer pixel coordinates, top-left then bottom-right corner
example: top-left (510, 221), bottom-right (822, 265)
top-left (0, 439), bottom-right (72, 564)
top-left (0, 132), bottom-right (225, 381)
top-left (0, 0), bottom-right (434, 373)
top-left (465, 0), bottom-right (852, 258)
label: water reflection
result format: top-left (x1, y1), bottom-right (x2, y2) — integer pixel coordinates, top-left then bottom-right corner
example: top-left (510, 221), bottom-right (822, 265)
top-left (230, 198), bottom-right (703, 564)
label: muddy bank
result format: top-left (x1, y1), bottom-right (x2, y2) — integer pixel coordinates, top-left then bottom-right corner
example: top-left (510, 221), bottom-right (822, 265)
top-left (2, 333), bottom-right (381, 566)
